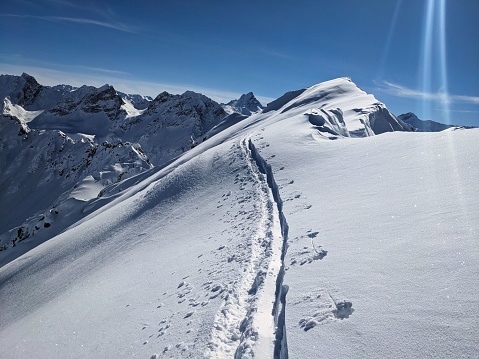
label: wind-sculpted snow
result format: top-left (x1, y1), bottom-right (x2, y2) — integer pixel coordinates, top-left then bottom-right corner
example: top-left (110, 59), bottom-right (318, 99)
top-left (261, 77), bottom-right (412, 137)
top-left (307, 108), bottom-right (350, 138)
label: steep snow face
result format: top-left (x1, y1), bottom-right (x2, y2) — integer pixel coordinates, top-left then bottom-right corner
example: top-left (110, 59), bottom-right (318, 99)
top-left (2, 97), bottom-right (43, 123)
top-left (399, 112), bottom-right (475, 132)
top-left (120, 97), bottom-right (145, 119)
top-left (117, 91), bottom-right (152, 110)
top-left (222, 92), bottom-right (264, 116)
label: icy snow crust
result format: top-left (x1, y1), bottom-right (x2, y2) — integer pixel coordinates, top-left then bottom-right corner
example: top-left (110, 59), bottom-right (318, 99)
top-left (1, 77), bottom-right (478, 358)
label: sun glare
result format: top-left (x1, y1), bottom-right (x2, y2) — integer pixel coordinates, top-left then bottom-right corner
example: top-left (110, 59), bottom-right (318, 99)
top-left (438, 0), bottom-right (450, 125)
top-left (420, 0), bottom-right (450, 124)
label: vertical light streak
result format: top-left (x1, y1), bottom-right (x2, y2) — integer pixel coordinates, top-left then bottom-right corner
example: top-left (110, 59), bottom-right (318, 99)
top-left (439, 0), bottom-right (451, 124)
top-left (420, 0), bottom-right (436, 120)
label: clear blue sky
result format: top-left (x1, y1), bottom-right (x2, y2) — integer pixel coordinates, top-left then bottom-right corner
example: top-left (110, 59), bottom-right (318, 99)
top-left (1, 0), bottom-right (478, 126)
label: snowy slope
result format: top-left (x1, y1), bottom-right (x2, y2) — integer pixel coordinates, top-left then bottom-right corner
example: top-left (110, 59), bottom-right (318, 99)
top-left (2, 75), bottom-right (476, 358)
top-left (247, 122), bottom-right (479, 358)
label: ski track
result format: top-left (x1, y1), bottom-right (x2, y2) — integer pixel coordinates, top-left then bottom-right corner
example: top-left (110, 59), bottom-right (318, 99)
top-left (205, 136), bottom-right (289, 359)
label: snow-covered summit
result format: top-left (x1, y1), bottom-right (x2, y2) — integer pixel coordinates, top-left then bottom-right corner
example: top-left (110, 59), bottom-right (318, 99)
top-left (222, 92), bottom-right (265, 116)
top-left (256, 77), bottom-right (413, 138)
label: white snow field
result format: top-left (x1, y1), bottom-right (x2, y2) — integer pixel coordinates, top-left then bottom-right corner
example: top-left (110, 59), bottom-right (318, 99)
top-left (0, 78), bottom-right (478, 358)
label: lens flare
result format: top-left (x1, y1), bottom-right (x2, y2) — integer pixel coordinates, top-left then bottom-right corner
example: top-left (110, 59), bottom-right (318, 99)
top-left (419, 0), bottom-right (451, 125)
top-left (439, 0), bottom-right (450, 125)
top-left (420, 0), bottom-right (435, 121)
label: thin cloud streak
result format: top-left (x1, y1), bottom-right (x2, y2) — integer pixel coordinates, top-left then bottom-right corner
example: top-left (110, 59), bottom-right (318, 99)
top-left (0, 14), bottom-right (136, 33)
top-left (380, 81), bottom-right (479, 105)
top-left (259, 48), bottom-right (296, 61)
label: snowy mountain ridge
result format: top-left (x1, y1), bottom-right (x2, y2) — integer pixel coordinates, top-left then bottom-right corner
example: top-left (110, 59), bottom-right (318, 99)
top-left (2, 73), bottom-right (476, 359)
top-left (0, 74), bottom-right (414, 266)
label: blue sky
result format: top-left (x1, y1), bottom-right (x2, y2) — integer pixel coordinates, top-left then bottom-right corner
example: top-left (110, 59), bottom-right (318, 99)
top-left (1, 0), bottom-right (478, 126)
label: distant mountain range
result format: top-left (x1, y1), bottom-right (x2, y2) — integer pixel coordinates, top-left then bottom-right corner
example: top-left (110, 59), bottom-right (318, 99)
top-left (398, 112), bottom-right (476, 132)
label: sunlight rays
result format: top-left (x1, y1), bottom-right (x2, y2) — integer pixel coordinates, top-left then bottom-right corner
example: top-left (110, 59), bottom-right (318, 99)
top-left (420, 0), bottom-right (468, 223)
top-left (419, 0), bottom-right (450, 124)
top-left (438, 0), bottom-right (450, 125)
top-left (420, 0), bottom-right (435, 121)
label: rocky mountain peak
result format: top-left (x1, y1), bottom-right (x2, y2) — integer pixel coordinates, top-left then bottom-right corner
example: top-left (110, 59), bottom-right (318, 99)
top-left (222, 92), bottom-right (264, 116)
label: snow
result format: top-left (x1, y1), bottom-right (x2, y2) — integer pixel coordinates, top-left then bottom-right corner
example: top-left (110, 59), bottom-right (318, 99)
top-left (249, 124), bottom-right (479, 358)
top-left (0, 74), bottom-right (478, 358)
top-left (121, 97), bottom-right (146, 118)
top-left (2, 97), bottom-right (43, 123)
top-left (68, 175), bottom-right (105, 201)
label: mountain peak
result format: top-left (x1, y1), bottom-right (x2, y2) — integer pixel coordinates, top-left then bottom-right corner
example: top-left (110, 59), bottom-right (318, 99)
top-left (223, 92), bottom-right (264, 116)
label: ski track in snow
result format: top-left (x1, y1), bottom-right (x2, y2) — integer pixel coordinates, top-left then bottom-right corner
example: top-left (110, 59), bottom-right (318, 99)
top-left (205, 136), bottom-right (289, 358)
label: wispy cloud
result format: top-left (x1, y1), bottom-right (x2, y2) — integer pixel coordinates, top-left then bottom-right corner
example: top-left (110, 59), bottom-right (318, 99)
top-left (0, 63), bottom-right (275, 105)
top-left (259, 48), bottom-right (296, 61)
top-left (0, 13), bottom-right (136, 33)
top-left (75, 66), bottom-right (129, 75)
top-left (379, 81), bottom-right (479, 105)
top-left (432, 108), bottom-right (479, 114)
